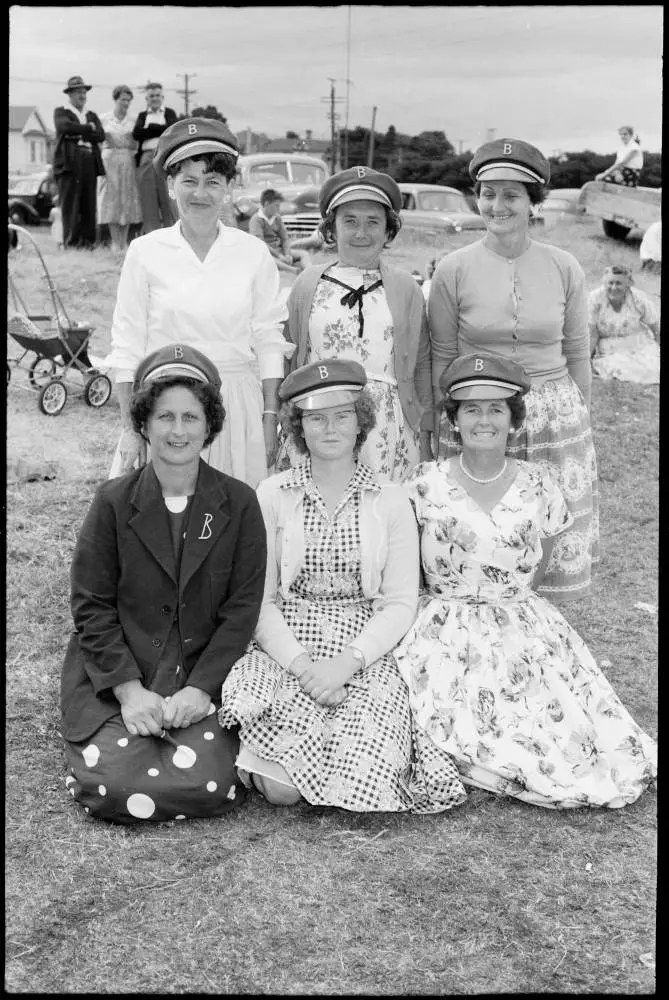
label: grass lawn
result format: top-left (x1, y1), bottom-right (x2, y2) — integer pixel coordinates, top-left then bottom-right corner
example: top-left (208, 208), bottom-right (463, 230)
top-left (5, 219), bottom-right (657, 994)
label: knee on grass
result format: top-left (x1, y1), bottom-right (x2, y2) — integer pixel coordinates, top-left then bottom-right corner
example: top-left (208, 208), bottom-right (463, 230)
top-left (252, 773), bottom-right (302, 806)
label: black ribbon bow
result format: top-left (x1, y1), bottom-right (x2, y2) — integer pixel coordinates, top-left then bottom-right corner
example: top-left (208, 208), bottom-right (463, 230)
top-left (321, 271), bottom-right (383, 338)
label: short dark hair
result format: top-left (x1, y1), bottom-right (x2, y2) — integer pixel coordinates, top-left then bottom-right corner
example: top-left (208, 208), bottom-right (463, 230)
top-left (260, 189), bottom-right (283, 206)
top-left (279, 389), bottom-right (377, 456)
top-left (442, 392), bottom-right (527, 432)
top-left (145, 82), bottom-right (163, 91)
top-left (113, 84), bottom-right (133, 101)
top-left (130, 377), bottom-right (225, 448)
top-left (318, 204), bottom-right (402, 247)
top-left (474, 180), bottom-right (546, 206)
top-left (164, 151), bottom-right (237, 182)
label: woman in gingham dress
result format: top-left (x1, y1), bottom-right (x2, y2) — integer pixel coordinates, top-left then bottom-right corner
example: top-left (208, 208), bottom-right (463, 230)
top-left (219, 360), bottom-right (466, 812)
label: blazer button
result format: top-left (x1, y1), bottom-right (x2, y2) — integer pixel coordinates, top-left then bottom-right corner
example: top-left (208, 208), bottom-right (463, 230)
top-left (152, 638), bottom-right (161, 647)
top-left (160, 605), bottom-right (170, 615)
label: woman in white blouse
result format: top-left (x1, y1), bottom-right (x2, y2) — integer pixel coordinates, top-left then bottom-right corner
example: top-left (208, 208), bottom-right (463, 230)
top-left (97, 85), bottom-right (142, 253)
top-left (105, 117), bottom-right (291, 488)
top-left (595, 126), bottom-right (644, 187)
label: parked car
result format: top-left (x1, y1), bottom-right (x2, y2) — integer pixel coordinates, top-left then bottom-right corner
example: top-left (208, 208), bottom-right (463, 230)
top-left (538, 188), bottom-right (588, 224)
top-left (398, 183), bottom-right (487, 233)
top-left (232, 153), bottom-right (330, 237)
top-left (8, 170), bottom-right (57, 226)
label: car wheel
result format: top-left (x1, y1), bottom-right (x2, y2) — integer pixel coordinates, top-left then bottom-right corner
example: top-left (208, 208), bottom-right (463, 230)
top-left (9, 208), bottom-right (27, 226)
top-left (602, 219), bottom-right (631, 241)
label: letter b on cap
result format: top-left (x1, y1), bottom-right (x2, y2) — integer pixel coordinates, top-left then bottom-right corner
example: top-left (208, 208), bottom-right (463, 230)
top-left (318, 365), bottom-right (329, 380)
top-left (474, 358), bottom-right (484, 371)
top-left (188, 124), bottom-right (198, 135)
top-left (174, 346), bottom-right (184, 359)
top-left (355, 167), bottom-right (367, 178)
top-left (503, 143), bottom-right (512, 155)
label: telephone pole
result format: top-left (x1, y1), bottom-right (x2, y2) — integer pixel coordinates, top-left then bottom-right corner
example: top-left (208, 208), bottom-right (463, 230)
top-left (177, 73), bottom-right (198, 116)
top-left (321, 78), bottom-right (344, 173)
top-left (367, 106), bottom-right (377, 167)
top-left (343, 4), bottom-right (352, 170)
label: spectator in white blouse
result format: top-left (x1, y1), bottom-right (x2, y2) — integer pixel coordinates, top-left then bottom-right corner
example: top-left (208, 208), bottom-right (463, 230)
top-left (595, 126), bottom-right (644, 187)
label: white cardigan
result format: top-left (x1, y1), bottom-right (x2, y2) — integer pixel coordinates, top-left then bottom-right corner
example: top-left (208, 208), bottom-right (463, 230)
top-left (254, 465), bottom-right (419, 669)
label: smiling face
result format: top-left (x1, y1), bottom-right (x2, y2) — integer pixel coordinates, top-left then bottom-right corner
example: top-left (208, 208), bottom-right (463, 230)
top-left (68, 87), bottom-right (88, 112)
top-left (146, 86), bottom-right (164, 112)
top-left (604, 271), bottom-right (631, 305)
top-left (168, 158), bottom-right (230, 229)
top-left (114, 91), bottom-right (132, 116)
top-left (457, 398), bottom-right (513, 455)
top-left (300, 404), bottom-right (360, 462)
top-left (477, 180), bottom-right (532, 237)
top-left (144, 385), bottom-right (208, 471)
top-left (334, 199), bottom-right (388, 268)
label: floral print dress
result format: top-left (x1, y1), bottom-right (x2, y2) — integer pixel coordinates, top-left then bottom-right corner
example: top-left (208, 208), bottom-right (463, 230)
top-left (284, 264), bottom-right (420, 482)
top-left (393, 460), bottom-right (657, 809)
top-left (589, 287), bottom-right (660, 383)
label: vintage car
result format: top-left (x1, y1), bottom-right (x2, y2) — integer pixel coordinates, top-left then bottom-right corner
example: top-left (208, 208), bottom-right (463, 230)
top-left (533, 188), bottom-right (588, 226)
top-left (398, 183), bottom-right (487, 233)
top-left (579, 180), bottom-right (661, 241)
top-left (232, 153), bottom-right (330, 237)
top-left (8, 170), bottom-right (57, 225)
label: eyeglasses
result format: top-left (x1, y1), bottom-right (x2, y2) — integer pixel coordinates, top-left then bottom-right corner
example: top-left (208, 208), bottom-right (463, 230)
top-left (302, 410), bottom-right (357, 430)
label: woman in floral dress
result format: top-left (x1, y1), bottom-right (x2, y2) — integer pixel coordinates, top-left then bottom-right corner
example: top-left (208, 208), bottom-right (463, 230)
top-left (219, 359), bottom-right (465, 813)
top-left (97, 85), bottom-right (142, 252)
top-left (589, 265), bottom-right (660, 383)
top-left (394, 353), bottom-right (657, 809)
top-left (282, 166), bottom-right (434, 482)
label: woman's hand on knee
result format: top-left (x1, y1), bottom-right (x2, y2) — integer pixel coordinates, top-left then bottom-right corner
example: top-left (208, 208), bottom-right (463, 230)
top-left (113, 679), bottom-right (165, 737)
top-left (162, 686), bottom-right (211, 729)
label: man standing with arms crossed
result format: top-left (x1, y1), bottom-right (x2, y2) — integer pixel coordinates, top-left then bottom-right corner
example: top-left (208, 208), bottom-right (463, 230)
top-left (53, 75), bottom-right (105, 249)
top-left (133, 82), bottom-right (178, 233)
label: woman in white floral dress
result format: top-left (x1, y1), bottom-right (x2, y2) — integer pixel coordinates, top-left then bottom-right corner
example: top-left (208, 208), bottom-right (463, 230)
top-left (219, 359), bottom-right (465, 813)
top-left (394, 353), bottom-right (657, 809)
top-left (282, 167), bottom-right (434, 482)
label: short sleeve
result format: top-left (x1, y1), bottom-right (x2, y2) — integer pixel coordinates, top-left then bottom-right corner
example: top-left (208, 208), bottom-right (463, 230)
top-left (538, 470), bottom-right (574, 538)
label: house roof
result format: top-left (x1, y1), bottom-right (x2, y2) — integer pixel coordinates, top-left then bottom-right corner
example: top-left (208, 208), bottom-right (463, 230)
top-left (9, 106), bottom-right (50, 135)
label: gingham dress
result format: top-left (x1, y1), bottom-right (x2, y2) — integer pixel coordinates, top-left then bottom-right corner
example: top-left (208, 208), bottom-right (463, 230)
top-left (218, 463), bottom-right (465, 813)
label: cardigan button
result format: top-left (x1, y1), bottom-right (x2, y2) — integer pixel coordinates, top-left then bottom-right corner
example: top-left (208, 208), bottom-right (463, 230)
top-left (152, 638), bottom-right (161, 647)
top-left (160, 605), bottom-right (170, 615)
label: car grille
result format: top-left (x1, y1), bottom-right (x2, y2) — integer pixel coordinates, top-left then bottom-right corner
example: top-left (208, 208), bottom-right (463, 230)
top-left (284, 213), bottom-right (321, 238)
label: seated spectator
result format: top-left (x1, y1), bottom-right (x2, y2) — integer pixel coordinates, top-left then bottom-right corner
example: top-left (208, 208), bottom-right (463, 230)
top-left (249, 189), bottom-right (310, 272)
top-left (589, 265), bottom-right (660, 383)
top-left (595, 126), bottom-right (644, 187)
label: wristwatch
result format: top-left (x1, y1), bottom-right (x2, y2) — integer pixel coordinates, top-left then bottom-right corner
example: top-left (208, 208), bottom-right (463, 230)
top-left (346, 645), bottom-right (366, 668)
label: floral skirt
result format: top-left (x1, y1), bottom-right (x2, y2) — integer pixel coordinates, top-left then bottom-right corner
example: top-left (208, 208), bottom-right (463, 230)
top-left (592, 332), bottom-right (660, 384)
top-left (439, 375), bottom-right (599, 602)
top-left (219, 596), bottom-right (466, 813)
top-left (63, 711), bottom-right (243, 824)
top-left (393, 593), bottom-right (657, 809)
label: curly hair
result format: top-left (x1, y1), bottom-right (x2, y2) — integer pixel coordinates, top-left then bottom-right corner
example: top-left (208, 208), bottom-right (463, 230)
top-left (442, 392), bottom-right (526, 432)
top-left (130, 377), bottom-right (225, 448)
top-left (112, 84), bottom-right (133, 101)
top-left (164, 151), bottom-right (237, 183)
top-left (474, 180), bottom-right (546, 206)
top-left (280, 389), bottom-right (377, 456)
top-left (318, 204), bottom-right (402, 248)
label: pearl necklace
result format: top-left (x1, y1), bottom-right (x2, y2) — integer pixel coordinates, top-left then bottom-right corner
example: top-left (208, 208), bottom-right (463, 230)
top-left (459, 453), bottom-right (507, 484)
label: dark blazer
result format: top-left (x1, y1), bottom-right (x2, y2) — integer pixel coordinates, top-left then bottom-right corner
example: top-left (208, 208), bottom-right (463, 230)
top-left (60, 460), bottom-right (267, 742)
top-left (53, 107), bottom-right (105, 178)
top-left (132, 107), bottom-right (178, 166)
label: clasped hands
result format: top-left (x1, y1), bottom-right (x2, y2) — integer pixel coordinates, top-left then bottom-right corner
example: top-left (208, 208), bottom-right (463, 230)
top-left (289, 650), bottom-right (360, 707)
top-left (113, 679), bottom-right (211, 737)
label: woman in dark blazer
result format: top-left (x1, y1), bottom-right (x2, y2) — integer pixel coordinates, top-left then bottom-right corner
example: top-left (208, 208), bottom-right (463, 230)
top-left (60, 344), bottom-right (267, 823)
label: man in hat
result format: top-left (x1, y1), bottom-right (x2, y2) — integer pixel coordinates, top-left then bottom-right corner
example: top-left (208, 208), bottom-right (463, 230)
top-left (132, 82), bottom-right (178, 233)
top-left (53, 75), bottom-right (105, 249)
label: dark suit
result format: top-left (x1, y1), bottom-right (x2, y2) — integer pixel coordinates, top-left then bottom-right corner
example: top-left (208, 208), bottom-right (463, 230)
top-left (53, 106), bottom-right (105, 248)
top-left (61, 460), bottom-right (267, 742)
top-left (132, 107), bottom-right (178, 232)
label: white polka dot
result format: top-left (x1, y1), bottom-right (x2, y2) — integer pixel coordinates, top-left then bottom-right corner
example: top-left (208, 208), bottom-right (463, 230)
top-left (84, 807), bottom-right (90, 814)
top-left (69, 787), bottom-right (76, 797)
top-left (117, 737), bottom-right (129, 747)
top-left (126, 793), bottom-right (156, 819)
top-left (65, 776), bottom-right (75, 787)
top-left (203, 731), bottom-right (214, 741)
top-left (82, 744), bottom-right (100, 767)
top-left (172, 745), bottom-right (197, 769)
top-left (207, 781), bottom-right (217, 792)
top-left (98, 785), bottom-right (106, 796)
top-left (207, 703), bottom-right (216, 716)
top-left (227, 785), bottom-right (236, 800)
top-left (147, 768), bottom-right (159, 777)
top-left (175, 814), bottom-right (186, 820)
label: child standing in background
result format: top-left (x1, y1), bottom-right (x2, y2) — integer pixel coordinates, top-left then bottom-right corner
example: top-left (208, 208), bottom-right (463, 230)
top-left (49, 194), bottom-right (64, 250)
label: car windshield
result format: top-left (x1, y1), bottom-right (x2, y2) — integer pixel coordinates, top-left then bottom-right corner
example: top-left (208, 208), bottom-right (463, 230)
top-left (289, 163), bottom-right (328, 186)
top-left (544, 199), bottom-right (570, 210)
top-left (9, 179), bottom-right (41, 195)
top-left (248, 163), bottom-right (290, 184)
top-left (417, 191), bottom-right (468, 213)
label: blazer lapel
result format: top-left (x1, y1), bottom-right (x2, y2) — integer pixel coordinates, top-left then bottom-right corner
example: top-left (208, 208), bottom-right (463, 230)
top-left (128, 465), bottom-right (177, 583)
top-left (179, 462), bottom-right (231, 592)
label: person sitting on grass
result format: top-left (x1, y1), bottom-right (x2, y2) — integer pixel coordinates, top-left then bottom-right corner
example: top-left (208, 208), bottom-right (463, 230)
top-left (60, 343), bottom-right (267, 823)
top-left (248, 188), bottom-right (311, 272)
top-left (589, 264), bottom-right (660, 383)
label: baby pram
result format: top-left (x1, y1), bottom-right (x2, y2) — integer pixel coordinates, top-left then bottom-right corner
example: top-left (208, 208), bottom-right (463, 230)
top-left (7, 224), bottom-right (112, 415)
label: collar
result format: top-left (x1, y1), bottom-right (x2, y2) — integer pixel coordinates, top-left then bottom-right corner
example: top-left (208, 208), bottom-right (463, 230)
top-left (279, 458), bottom-right (380, 494)
top-left (258, 208), bottom-right (278, 224)
top-left (130, 458), bottom-right (230, 511)
top-left (151, 220), bottom-right (235, 249)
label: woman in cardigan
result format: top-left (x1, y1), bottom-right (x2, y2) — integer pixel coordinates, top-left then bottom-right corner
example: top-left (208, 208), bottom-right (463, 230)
top-left (429, 138), bottom-right (598, 603)
top-left (282, 167), bottom-right (433, 482)
top-left (219, 359), bottom-right (465, 814)
top-left (60, 344), bottom-right (266, 823)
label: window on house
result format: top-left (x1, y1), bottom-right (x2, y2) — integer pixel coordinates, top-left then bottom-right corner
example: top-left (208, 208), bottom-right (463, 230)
top-left (30, 141), bottom-right (37, 163)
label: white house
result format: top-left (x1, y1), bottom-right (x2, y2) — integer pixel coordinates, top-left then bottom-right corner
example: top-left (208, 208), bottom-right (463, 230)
top-left (9, 106), bottom-right (52, 174)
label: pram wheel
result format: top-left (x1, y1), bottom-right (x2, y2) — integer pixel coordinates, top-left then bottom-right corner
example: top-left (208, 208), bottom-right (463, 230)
top-left (29, 356), bottom-right (57, 388)
top-left (84, 373), bottom-right (112, 408)
top-left (38, 378), bottom-right (68, 416)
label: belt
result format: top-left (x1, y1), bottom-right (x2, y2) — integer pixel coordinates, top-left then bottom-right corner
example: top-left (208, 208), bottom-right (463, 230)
top-left (366, 372), bottom-right (397, 387)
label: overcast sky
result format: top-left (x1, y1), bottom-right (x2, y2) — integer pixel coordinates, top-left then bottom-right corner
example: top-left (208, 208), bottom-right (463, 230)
top-left (9, 4), bottom-right (663, 155)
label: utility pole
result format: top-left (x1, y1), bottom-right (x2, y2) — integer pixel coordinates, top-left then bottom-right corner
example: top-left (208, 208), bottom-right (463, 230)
top-left (343, 4), bottom-right (352, 170)
top-left (177, 73), bottom-right (198, 116)
top-left (367, 106), bottom-right (377, 167)
top-left (485, 127), bottom-right (496, 143)
top-left (321, 78), bottom-right (344, 173)
top-left (457, 138), bottom-right (464, 155)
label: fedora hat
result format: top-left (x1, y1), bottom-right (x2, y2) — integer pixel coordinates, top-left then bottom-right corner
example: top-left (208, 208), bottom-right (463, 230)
top-left (63, 75), bottom-right (92, 94)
